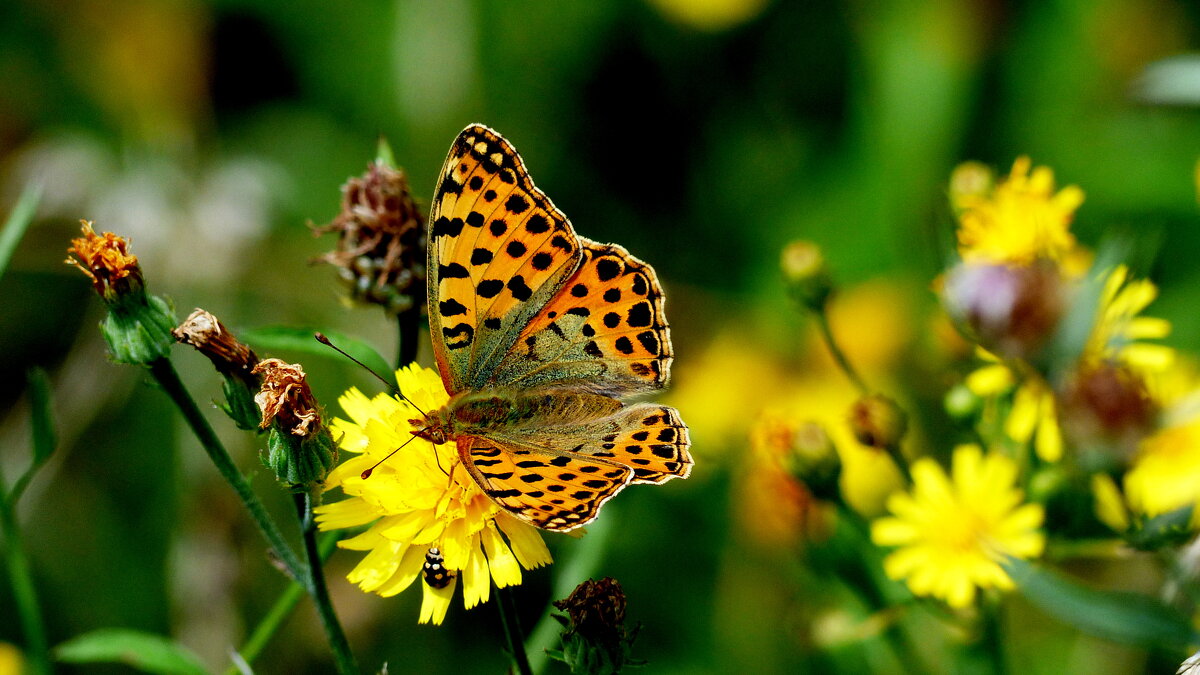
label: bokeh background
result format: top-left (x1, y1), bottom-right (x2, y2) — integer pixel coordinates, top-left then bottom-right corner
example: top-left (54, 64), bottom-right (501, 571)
top-left (2, 0), bottom-right (1200, 672)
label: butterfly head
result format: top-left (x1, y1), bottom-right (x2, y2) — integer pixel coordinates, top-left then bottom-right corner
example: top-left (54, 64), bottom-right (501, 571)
top-left (410, 407), bottom-right (451, 445)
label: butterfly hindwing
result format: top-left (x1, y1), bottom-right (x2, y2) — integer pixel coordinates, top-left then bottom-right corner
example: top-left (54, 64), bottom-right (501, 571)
top-left (454, 395), bottom-right (692, 531)
top-left (459, 436), bottom-right (633, 532)
top-left (489, 240), bottom-right (673, 397)
top-left (428, 125), bottom-right (583, 394)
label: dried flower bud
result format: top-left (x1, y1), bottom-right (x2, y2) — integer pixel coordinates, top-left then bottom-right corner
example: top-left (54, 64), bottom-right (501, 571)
top-left (66, 220), bottom-right (176, 364)
top-left (781, 240), bottom-right (832, 310)
top-left (942, 261), bottom-right (1066, 360)
top-left (848, 394), bottom-right (908, 449)
top-left (313, 161), bottom-right (427, 316)
top-left (174, 309), bottom-right (261, 430)
top-left (253, 359), bottom-right (336, 488)
top-left (1060, 363), bottom-right (1158, 461)
top-left (550, 577), bottom-right (642, 674)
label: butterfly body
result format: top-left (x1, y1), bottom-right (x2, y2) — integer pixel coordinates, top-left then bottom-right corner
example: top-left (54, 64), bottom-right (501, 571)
top-left (422, 124), bottom-right (692, 532)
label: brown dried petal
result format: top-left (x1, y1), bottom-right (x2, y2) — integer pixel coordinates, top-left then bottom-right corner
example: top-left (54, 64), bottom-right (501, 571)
top-left (253, 358), bottom-right (321, 437)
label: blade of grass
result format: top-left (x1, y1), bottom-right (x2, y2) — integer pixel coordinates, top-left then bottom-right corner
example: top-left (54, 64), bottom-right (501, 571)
top-left (0, 183), bottom-right (41, 280)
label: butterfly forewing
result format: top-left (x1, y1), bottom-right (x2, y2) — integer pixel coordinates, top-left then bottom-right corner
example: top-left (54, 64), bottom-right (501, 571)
top-left (428, 125), bottom-right (583, 394)
top-left (490, 241), bottom-right (673, 397)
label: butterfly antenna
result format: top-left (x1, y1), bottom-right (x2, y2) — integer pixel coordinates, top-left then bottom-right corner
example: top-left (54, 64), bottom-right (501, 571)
top-left (361, 434), bottom-right (420, 480)
top-left (314, 333), bottom-right (427, 415)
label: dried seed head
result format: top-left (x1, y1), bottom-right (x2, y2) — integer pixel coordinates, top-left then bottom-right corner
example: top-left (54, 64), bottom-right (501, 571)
top-left (313, 162), bottom-right (427, 315)
top-left (554, 577), bottom-right (628, 647)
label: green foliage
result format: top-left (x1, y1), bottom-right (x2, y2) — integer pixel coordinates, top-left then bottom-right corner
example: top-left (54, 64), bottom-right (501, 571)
top-left (240, 326), bottom-right (397, 390)
top-left (1006, 557), bottom-right (1199, 650)
top-left (0, 184), bottom-right (40, 281)
top-left (54, 629), bottom-right (209, 675)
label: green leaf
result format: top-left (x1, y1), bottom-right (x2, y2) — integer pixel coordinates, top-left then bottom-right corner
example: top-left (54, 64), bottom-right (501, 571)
top-left (27, 368), bottom-right (57, 466)
top-left (1125, 505), bottom-right (1195, 551)
top-left (1005, 557), bottom-right (1198, 649)
top-left (55, 629), bottom-right (209, 675)
top-left (10, 368), bottom-right (58, 503)
top-left (239, 326), bottom-right (397, 389)
top-left (0, 183), bottom-right (42, 281)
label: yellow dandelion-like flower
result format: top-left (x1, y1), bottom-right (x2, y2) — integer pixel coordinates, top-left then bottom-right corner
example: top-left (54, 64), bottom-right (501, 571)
top-left (1083, 265), bottom-right (1174, 373)
top-left (314, 364), bottom-right (552, 625)
top-left (1124, 416), bottom-right (1200, 524)
top-left (954, 157), bottom-right (1085, 266)
top-left (964, 349), bottom-right (1063, 462)
top-left (871, 445), bottom-right (1045, 608)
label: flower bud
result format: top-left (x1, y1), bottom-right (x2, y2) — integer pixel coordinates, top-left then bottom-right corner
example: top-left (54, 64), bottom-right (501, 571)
top-left (948, 161), bottom-right (994, 211)
top-left (253, 359), bottom-right (337, 489)
top-left (781, 240), bottom-right (833, 310)
top-left (848, 394), bottom-right (908, 449)
top-left (313, 161), bottom-right (427, 316)
top-left (66, 220), bottom-right (176, 364)
top-left (549, 577), bottom-right (642, 674)
top-left (173, 309), bottom-right (261, 430)
top-left (1060, 363), bottom-right (1157, 461)
top-left (942, 261), bottom-right (1066, 360)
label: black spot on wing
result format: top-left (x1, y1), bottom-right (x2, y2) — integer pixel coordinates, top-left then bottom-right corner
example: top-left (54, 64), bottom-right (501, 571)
top-left (439, 299), bottom-right (467, 317)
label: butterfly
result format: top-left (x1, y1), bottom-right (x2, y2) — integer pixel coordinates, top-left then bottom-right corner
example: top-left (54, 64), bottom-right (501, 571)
top-left (410, 124), bottom-right (693, 532)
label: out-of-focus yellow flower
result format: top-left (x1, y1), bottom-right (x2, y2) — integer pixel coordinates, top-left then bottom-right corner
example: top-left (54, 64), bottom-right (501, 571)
top-left (1124, 416), bottom-right (1200, 526)
top-left (645, 0), bottom-right (770, 31)
top-left (954, 157), bottom-right (1085, 266)
top-left (964, 350), bottom-right (1063, 462)
top-left (1083, 265), bottom-right (1174, 372)
top-left (0, 643), bottom-right (23, 675)
top-left (1091, 474), bottom-right (1131, 532)
top-left (872, 445), bottom-right (1045, 608)
top-left (813, 280), bottom-right (914, 376)
top-left (755, 375), bottom-right (905, 518)
top-left (314, 365), bottom-right (552, 625)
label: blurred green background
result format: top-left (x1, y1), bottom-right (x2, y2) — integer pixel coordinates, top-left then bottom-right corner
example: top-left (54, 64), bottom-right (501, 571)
top-left (2, 0), bottom-right (1200, 672)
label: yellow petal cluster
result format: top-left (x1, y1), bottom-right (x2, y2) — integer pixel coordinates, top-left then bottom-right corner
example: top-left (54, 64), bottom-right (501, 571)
top-left (954, 157), bottom-right (1085, 266)
top-left (314, 364), bottom-right (552, 625)
top-left (871, 445), bottom-right (1045, 608)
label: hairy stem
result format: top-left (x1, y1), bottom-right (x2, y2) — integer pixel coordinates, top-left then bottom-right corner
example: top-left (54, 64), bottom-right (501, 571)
top-left (0, 470), bottom-right (50, 675)
top-left (497, 585), bottom-right (533, 675)
top-left (148, 358), bottom-right (306, 581)
top-left (295, 493), bottom-right (357, 675)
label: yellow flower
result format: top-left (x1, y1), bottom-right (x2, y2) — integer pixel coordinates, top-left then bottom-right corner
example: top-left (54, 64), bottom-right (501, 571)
top-left (965, 350), bottom-right (1063, 462)
top-left (954, 157), bottom-right (1085, 266)
top-left (314, 364), bottom-right (552, 625)
top-left (1124, 416), bottom-right (1200, 524)
top-left (871, 445), bottom-right (1045, 608)
top-left (1083, 265), bottom-right (1174, 373)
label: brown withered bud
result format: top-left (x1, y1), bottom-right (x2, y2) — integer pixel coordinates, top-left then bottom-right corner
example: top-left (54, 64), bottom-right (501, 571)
top-left (1060, 363), bottom-right (1158, 461)
top-left (942, 261), bottom-right (1067, 361)
top-left (173, 309), bottom-right (259, 377)
top-left (313, 162), bottom-right (427, 316)
top-left (555, 577), bottom-right (628, 649)
top-left (253, 359), bottom-right (321, 437)
top-left (848, 394), bottom-right (908, 449)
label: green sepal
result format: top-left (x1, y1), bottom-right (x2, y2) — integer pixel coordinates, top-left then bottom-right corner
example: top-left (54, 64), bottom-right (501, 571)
top-left (220, 376), bottom-right (262, 431)
top-left (264, 427), bottom-right (338, 490)
top-left (1124, 505), bottom-right (1195, 551)
top-left (100, 293), bottom-right (177, 365)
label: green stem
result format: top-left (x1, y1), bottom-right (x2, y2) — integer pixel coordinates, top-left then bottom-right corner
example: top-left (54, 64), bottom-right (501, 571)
top-left (396, 306), bottom-right (421, 368)
top-left (229, 531), bottom-right (341, 674)
top-left (295, 493), bottom-right (358, 675)
top-left (883, 443), bottom-right (912, 485)
top-left (147, 358), bottom-right (306, 581)
top-left (497, 585), bottom-right (533, 675)
top-left (815, 310), bottom-right (870, 395)
top-left (980, 599), bottom-right (1007, 675)
top-left (0, 469), bottom-right (51, 675)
